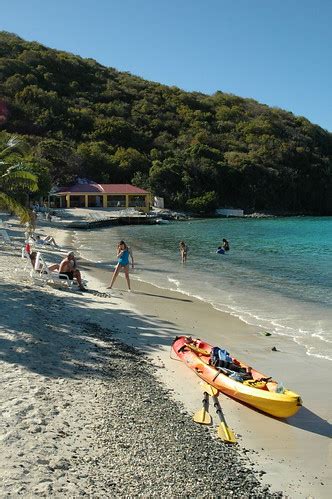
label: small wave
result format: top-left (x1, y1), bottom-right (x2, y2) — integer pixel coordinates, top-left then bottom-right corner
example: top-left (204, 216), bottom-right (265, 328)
top-left (312, 331), bottom-right (332, 344)
top-left (76, 250), bottom-right (103, 264)
top-left (168, 277), bottom-right (180, 288)
top-left (293, 337), bottom-right (332, 362)
top-left (305, 350), bottom-right (332, 361)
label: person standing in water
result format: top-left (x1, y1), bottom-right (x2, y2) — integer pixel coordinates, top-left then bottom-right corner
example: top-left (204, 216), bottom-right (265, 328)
top-left (179, 241), bottom-right (189, 263)
top-left (107, 240), bottom-right (134, 291)
top-left (222, 238), bottom-right (230, 251)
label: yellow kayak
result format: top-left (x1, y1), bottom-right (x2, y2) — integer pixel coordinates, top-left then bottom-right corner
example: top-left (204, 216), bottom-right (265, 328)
top-left (172, 336), bottom-right (302, 418)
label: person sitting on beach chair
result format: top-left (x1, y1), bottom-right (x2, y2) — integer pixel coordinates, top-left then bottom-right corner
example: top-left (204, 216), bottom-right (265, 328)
top-left (29, 251), bottom-right (59, 273)
top-left (59, 251), bottom-right (86, 291)
top-left (32, 234), bottom-right (59, 247)
top-left (29, 251), bottom-right (80, 289)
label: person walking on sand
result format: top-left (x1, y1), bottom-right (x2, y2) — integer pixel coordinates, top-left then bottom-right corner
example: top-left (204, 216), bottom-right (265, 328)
top-left (179, 240), bottom-right (188, 263)
top-left (107, 240), bottom-right (134, 291)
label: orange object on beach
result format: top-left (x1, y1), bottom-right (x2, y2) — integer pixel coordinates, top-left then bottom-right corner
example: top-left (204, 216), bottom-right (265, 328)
top-left (172, 336), bottom-right (302, 419)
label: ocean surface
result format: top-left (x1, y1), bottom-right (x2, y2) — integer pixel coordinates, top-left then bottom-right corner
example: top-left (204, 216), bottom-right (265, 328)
top-left (75, 217), bottom-right (332, 362)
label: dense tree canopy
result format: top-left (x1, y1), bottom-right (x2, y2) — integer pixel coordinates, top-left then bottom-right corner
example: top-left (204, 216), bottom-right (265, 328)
top-left (1, 31), bottom-right (331, 214)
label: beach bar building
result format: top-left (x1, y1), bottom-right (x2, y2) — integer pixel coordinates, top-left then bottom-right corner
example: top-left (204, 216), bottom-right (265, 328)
top-left (51, 179), bottom-right (150, 212)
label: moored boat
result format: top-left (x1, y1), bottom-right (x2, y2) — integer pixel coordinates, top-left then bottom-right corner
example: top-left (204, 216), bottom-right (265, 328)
top-left (172, 336), bottom-right (302, 418)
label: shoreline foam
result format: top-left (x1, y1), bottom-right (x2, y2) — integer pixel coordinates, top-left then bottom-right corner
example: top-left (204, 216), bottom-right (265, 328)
top-left (73, 219), bottom-right (332, 363)
top-left (84, 257), bottom-right (332, 363)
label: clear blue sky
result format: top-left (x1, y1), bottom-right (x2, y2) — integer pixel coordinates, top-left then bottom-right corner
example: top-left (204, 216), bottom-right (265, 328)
top-left (2, 0), bottom-right (332, 131)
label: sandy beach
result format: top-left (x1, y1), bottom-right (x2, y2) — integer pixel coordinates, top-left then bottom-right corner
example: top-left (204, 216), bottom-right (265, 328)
top-left (0, 217), bottom-right (331, 498)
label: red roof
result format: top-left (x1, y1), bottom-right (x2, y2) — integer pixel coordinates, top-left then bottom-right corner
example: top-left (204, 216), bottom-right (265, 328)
top-left (55, 182), bottom-right (148, 195)
top-left (100, 184), bottom-right (148, 194)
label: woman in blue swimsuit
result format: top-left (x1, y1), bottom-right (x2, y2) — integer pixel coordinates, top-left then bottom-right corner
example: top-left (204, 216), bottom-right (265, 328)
top-left (107, 240), bottom-right (134, 291)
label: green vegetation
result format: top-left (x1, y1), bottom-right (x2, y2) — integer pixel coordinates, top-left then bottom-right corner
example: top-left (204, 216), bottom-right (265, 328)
top-left (1, 31), bottom-right (331, 214)
top-left (0, 134), bottom-right (38, 222)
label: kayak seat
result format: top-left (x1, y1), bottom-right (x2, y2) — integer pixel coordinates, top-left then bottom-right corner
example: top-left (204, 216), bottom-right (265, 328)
top-left (243, 380), bottom-right (269, 390)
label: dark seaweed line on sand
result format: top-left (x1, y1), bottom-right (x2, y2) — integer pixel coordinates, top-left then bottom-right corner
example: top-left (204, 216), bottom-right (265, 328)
top-left (80, 323), bottom-right (283, 498)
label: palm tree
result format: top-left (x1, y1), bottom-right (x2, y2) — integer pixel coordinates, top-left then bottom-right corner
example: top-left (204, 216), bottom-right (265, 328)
top-left (0, 134), bottom-right (38, 222)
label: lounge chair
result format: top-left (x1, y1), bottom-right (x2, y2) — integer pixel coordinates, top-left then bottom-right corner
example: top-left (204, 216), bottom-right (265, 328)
top-left (21, 246), bottom-right (31, 270)
top-left (0, 229), bottom-right (13, 245)
top-left (30, 252), bottom-right (75, 288)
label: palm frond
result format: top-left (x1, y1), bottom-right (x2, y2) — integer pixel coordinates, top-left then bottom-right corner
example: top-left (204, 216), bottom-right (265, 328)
top-left (0, 192), bottom-right (32, 223)
top-left (7, 136), bottom-right (20, 148)
top-left (1, 167), bottom-right (38, 192)
top-left (0, 136), bottom-right (28, 159)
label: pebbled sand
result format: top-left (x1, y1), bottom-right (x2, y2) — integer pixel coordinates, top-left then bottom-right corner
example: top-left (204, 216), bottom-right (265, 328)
top-left (91, 270), bottom-right (332, 498)
top-left (0, 218), bottom-right (331, 498)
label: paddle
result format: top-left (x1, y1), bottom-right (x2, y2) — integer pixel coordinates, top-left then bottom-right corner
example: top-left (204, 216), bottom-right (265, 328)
top-left (201, 382), bottom-right (218, 397)
top-left (200, 382), bottom-right (236, 443)
top-left (193, 391), bottom-right (211, 425)
top-left (213, 393), bottom-right (237, 444)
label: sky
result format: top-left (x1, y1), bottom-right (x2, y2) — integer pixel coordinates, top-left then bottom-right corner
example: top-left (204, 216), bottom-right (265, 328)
top-left (1, 0), bottom-right (332, 131)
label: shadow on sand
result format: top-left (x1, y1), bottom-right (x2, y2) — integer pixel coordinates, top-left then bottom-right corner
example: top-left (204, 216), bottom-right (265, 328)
top-left (0, 281), bottom-right (179, 382)
top-left (285, 406), bottom-right (332, 438)
top-left (0, 278), bottom-right (329, 440)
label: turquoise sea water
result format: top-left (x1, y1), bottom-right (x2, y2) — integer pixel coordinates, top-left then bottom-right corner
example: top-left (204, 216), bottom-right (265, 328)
top-left (76, 217), bottom-right (332, 362)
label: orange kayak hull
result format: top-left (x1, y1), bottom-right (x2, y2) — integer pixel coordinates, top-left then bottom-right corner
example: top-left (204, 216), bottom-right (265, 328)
top-left (172, 336), bottom-right (302, 419)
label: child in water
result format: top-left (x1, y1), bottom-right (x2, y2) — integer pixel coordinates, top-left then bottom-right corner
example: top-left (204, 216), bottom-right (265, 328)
top-left (179, 241), bottom-right (188, 263)
top-left (222, 238), bottom-right (230, 251)
top-left (216, 239), bottom-right (230, 254)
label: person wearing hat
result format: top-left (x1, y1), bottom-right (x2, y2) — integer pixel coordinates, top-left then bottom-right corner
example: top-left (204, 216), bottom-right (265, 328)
top-left (59, 251), bottom-right (86, 291)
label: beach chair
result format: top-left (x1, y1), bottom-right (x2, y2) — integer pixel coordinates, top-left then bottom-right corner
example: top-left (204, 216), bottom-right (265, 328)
top-left (0, 229), bottom-right (13, 245)
top-left (21, 246), bottom-right (31, 270)
top-left (88, 213), bottom-right (100, 221)
top-left (30, 252), bottom-right (74, 288)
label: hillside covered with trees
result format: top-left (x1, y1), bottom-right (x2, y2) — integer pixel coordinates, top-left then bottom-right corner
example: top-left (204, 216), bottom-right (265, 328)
top-left (1, 31), bottom-right (331, 214)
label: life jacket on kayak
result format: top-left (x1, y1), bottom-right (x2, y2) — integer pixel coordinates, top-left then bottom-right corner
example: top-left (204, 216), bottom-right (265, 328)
top-left (210, 346), bottom-right (250, 377)
top-left (210, 347), bottom-right (232, 368)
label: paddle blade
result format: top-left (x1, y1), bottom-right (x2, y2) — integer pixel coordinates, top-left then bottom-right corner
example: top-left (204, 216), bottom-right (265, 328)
top-left (193, 407), bottom-right (212, 425)
top-left (201, 382), bottom-right (218, 397)
top-left (217, 422), bottom-right (237, 444)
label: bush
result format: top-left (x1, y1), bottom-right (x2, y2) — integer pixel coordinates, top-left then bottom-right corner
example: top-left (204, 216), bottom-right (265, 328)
top-left (186, 191), bottom-right (218, 214)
